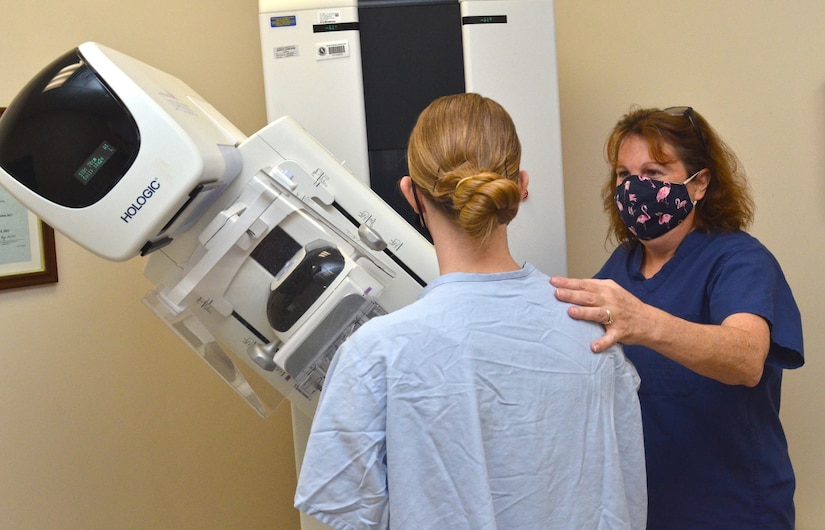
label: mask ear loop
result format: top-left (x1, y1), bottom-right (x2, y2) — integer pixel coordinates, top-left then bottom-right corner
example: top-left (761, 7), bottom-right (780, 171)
top-left (683, 170), bottom-right (702, 206)
top-left (411, 184), bottom-right (427, 229)
top-left (683, 170), bottom-right (700, 185)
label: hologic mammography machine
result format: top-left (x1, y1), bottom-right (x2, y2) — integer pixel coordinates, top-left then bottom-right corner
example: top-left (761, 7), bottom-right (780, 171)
top-left (0, 1), bottom-right (564, 527)
top-left (0, 41), bottom-right (439, 419)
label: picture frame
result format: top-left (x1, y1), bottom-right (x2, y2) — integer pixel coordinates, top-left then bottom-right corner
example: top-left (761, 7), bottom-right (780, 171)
top-left (0, 107), bottom-right (59, 291)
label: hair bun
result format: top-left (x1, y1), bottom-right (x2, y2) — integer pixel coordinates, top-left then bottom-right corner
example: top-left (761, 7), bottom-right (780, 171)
top-left (450, 171), bottom-right (521, 241)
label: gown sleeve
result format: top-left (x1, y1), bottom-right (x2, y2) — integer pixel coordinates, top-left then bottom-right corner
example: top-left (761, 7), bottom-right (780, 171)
top-left (294, 338), bottom-right (390, 530)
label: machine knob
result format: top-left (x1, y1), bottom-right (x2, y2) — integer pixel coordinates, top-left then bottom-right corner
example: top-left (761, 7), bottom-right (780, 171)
top-left (249, 341), bottom-right (280, 372)
top-left (358, 224), bottom-right (387, 251)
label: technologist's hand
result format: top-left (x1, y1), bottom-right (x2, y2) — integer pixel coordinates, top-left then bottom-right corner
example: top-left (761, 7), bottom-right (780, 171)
top-left (550, 276), bottom-right (651, 353)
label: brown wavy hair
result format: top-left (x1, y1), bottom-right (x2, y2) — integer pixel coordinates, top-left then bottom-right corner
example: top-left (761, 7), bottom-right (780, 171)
top-left (603, 106), bottom-right (755, 248)
top-left (407, 93), bottom-right (522, 244)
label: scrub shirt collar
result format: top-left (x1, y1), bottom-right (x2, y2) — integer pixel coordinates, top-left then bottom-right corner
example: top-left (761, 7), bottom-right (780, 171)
top-left (630, 230), bottom-right (715, 283)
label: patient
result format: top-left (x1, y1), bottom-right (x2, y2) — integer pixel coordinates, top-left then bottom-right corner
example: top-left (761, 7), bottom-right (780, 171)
top-left (294, 93), bottom-right (647, 529)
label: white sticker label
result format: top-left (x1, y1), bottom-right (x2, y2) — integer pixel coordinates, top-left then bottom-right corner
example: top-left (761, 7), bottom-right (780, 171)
top-left (275, 45), bottom-right (299, 59)
top-left (319, 11), bottom-right (342, 23)
top-left (316, 41), bottom-right (350, 61)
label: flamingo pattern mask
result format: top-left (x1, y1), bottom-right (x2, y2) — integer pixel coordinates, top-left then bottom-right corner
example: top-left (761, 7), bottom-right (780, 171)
top-left (615, 172), bottom-right (698, 240)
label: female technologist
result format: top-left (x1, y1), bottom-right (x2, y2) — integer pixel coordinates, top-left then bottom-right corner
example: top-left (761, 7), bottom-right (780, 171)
top-left (551, 106), bottom-right (804, 529)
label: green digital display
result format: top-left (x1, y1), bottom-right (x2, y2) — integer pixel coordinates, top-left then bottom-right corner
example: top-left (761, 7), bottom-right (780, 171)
top-left (74, 140), bottom-right (116, 185)
top-left (462, 15), bottom-right (508, 25)
top-left (312, 22), bottom-right (359, 33)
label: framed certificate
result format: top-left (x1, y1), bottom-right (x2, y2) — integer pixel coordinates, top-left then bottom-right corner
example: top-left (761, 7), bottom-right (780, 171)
top-left (0, 107), bottom-right (58, 291)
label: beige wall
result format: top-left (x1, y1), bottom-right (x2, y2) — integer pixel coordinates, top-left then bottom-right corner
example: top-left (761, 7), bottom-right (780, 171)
top-left (1, 0), bottom-right (823, 528)
top-left (0, 1), bottom-right (300, 529)
top-left (554, 1), bottom-right (824, 527)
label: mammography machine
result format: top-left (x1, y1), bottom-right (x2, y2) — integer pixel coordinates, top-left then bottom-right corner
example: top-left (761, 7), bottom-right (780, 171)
top-left (0, 41), bottom-right (439, 417)
top-left (1, 1), bottom-right (565, 525)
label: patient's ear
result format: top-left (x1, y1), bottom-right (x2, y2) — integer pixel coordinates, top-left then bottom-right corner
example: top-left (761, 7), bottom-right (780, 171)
top-left (399, 176), bottom-right (419, 213)
top-left (519, 170), bottom-right (530, 200)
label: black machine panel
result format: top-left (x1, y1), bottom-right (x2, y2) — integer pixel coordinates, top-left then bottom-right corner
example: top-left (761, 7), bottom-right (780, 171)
top-left (358, 0), bottom-right (465, 238)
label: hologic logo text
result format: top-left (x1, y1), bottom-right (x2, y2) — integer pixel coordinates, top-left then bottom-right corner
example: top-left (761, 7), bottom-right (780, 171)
top-left (121, 179), bottom-right (161, 223)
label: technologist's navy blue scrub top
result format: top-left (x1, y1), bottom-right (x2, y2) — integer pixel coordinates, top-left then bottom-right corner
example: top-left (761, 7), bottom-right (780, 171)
top-left (597, 229), bottom-right (804, 530)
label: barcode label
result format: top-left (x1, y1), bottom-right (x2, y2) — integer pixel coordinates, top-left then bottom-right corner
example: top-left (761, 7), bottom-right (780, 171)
top-left (316, 41), bottom-right (350, 61)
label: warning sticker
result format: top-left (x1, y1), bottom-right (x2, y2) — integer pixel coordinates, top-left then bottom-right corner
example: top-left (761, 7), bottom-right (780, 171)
top-left (275, 45), bottom-right (299, 59)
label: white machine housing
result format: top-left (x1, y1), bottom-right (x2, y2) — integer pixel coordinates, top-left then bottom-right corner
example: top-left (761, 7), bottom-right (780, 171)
top-left (259, 0), bottom-right (567, 276)
top-left (0, 43), bottom-right (246, 261)
top-left (0, 42), bottom-right (438, 417)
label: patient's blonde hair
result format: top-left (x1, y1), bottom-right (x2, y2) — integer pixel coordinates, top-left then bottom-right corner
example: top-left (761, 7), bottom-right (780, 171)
top-left (407, 93), bottom-right (522, 243)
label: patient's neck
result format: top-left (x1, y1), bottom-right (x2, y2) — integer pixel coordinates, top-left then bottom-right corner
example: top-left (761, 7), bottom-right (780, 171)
top-left (431, 220), bottom-right (520, 275)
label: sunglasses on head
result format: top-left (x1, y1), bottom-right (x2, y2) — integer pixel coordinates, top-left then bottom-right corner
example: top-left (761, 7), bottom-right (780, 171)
top-left (664, 106), bottom-right (707, 154)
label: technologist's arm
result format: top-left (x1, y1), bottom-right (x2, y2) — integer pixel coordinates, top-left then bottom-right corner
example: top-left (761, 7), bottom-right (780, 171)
top-left (549, 276), bottom-right (769, 387)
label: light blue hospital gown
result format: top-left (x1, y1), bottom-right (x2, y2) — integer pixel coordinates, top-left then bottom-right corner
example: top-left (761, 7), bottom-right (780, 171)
top-left (295, 264), bottom-right (647, 530)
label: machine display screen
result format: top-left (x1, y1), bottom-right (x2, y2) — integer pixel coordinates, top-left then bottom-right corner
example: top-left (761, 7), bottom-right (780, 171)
top-left (74, 140), bottom-right (117, 185)
top-left (462, 15), bottom-right (507, 25)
